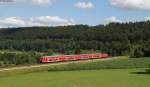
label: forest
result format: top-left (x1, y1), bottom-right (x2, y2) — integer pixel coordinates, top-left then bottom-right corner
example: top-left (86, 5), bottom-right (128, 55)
top-left (0, 21), bottom-right (149, 57)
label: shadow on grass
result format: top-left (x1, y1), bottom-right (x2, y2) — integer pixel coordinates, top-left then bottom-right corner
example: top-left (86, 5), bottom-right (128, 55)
top-left (132, 69), bottom-right (150, 74)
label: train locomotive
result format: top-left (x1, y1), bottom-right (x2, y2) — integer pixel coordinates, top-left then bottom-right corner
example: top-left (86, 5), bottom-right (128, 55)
top-left (40, 53), bottom-right (109, 63)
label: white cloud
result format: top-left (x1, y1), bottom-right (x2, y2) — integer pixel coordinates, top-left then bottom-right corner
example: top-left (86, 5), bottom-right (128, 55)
top-left (109, 0), bottom-right (150, 10)
top-left (0, 17), bottom-right (26, 27)
top-left (0, 0), bottom-right (14, 4)
top-left (145, 16), bottom-right (150, 21)
top-left (104, 16), bottom-right (122, 24)
top-left (0, 16), bottom-right (75, 28)
top-left (0, 0), bottom-right (56, 6)
top-left (31, 0), bottom-right (56, 6)
top-left (75, 2), bottom-right (94, 9)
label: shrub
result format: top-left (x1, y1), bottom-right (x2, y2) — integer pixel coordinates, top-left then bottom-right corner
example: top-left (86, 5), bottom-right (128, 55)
top-left (0, 52), bottom-right (42, 67)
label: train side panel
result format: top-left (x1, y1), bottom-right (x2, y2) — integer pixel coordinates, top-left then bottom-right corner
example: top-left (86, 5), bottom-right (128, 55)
top-left (40, 53), bottom-right (109, 63)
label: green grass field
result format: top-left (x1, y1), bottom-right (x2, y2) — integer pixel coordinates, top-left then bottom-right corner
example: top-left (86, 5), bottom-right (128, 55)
top-left (0, 68), bottom-right (150, 87)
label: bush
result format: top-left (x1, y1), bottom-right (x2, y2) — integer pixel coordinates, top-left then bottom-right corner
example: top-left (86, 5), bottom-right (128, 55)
top-left (0, 52), bottom-right (42, 67)
top-left (0, 61), bottom-right (4, 67)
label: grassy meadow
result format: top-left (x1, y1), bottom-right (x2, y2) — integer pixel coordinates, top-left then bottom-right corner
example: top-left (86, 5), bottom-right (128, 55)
top-left (0, 57), bottom-right (150, 87)
top-left (0, 68), bottom-right (150, 87)
top-left (48, 57), bottom-right (150, 71)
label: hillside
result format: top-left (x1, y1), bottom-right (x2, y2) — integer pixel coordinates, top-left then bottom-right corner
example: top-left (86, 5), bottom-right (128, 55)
top-left (0, 22), bottom-right (149, 57)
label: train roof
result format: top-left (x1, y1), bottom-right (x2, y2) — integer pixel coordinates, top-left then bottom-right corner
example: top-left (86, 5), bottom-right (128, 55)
top-left (42, 53), bottom-right (106, 58)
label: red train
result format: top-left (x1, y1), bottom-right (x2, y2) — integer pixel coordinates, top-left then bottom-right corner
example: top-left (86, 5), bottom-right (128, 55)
top-left (40, 53), bottom-right (109, 63)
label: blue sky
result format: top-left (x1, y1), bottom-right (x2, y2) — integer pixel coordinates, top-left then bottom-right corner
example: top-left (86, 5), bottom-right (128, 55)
top-left (0, 0), bottom-right (150, 27)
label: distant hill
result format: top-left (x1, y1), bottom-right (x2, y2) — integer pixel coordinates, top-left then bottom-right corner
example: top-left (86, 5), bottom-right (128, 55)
top-left (0, 21), bottom-right (149, 57)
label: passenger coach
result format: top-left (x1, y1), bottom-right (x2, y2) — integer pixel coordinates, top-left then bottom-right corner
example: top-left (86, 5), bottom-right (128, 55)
top-left (40, 53), bottom-right (109, 63)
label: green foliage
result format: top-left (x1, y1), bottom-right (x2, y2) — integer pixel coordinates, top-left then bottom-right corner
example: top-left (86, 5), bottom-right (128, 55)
top-left (74, 49), bottom-right (81, 54)
top-left (45, 49), bottom-right (53, 56)
top-left (0, 22), bottom-right (149, 56)
top-left (0, 52), bottom-right (41, 67)
top-left (129, 44), bottom-right (147, 58)
top-left (81, 50), bottom-right (101, 54)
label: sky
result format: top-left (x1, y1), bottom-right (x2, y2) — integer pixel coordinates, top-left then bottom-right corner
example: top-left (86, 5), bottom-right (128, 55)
top-left (0, 0), bottom-right (150, 28)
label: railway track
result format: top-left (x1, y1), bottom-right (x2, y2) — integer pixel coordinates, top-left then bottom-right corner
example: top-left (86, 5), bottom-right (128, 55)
top-left (0, 58), bottom-right (115, 72)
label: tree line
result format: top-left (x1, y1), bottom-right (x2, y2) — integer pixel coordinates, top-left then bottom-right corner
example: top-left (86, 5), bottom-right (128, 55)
top-left (0, 21), bottom-right (149, 57)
